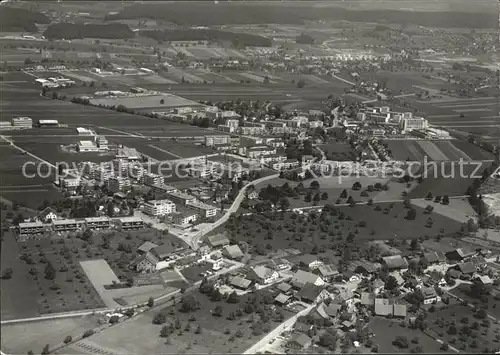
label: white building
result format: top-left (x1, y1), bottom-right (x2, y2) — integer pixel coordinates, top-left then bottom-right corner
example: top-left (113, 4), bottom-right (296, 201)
top-left (95, 136), bottom-right (108, 150)
top-left (143, 173), bottom-right (163, 187)
top-left (400, 117), bottom-right (428, 131)
top-left (76, 127), bottom-right (96, 136)
top-left (187, 200), bottom-right (217, 218)
top-left (173, 211), bottom-right (198, 227)
top-left (11, 117), bottom-right (33, 128)
top-left (77, 140), bottom-right (99, 152)
top-left (143, 199), bottom-right (176, 216)
top-left (60, 177), bottom-right (81, 188)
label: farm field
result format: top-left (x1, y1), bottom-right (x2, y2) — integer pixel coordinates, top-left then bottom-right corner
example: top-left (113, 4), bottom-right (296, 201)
top-left (60, 288), bottom-right (294, 355)
top-left (408, 162), bottom-right (488, 198)
top-left (1, 315), bottom-right (100, 355)
top-left (426, 304), bottom-right (500, 353)
top-left (89, 94), bottom-right (204, 110)
top-left (368, 317), bottom-right (450, 354)
top-left (449, 283), bottom-right (500, 319)
top-left (318, 141), bottom-right (356, 161)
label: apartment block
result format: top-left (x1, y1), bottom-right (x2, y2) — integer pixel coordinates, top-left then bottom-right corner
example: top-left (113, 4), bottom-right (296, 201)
top-left (143, 199), bottom-right (176, 216)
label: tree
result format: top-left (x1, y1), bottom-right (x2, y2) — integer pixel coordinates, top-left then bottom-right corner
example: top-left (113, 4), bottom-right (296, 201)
top-left (340, 189), bottom-right (348, 198)
top-left (124, 308), bottom-right (134, 317)
top-left (310, 180), bottom-right (320, 190)
top-left (153, 313), bottom-right (166, 324)
top-left (213, 305), bottom-right (223, 317)
top-left (160, 325), bottom-right (170, 337)
top-left (109, 315), bottom-right (120, 324)
top-left (406, 209), bottom-right (417, 220)
top-left (28, 351), bottom-right (34, 355)
top-left (180, 294), bottom-right (201, 312)
top-left (352, 181), bottom-right (362, 190)
top-left (297, 79), bottom-right (305, 88)
top-left (160, 99), bottom-right (165, 104)
top-left (147, 297), bottom-right (154, 307)
top-left (2, 268), bottom-right (13, 279)
top-left (425, 192), bottom-right (433, 200)
top-left (442, 195), bottom-right (450, 205)
top-left (385, 275), bottom-right (398, 290)
top-left (227, 291), bottom-right (239, 304)
top-left (64, 335), bottom-right (72, 344)
top-left (410, 239), bottom-right (420, 250)
top-left (319, 329), bottom-right (337, 348)
top-left (263, 76), bottom-right (270, 84)
top-left (44, 262), bottom-right (56, 280)
top-left (313, 193), bottom-right (321, 204)
top-left (434, 196), bottom-right (442, 203)
top-left (41, 345), bottom-right (50, 355)
top-left (321, 192), bottom-right (328, 200)
top-left (393, 336), bottom-right (409, 348)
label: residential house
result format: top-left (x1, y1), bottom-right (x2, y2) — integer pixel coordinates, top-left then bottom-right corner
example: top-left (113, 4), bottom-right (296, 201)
top-left (275, 293), bottom-right (292, 305)
top-left (340, 312), bottom-right (357, 330)
top-left (381, 255), bottom-right (409, 271)
top-left (301, 155), bottom-right (315, 165)
top-left (152, 243), bottom-right (175, 261)
top-left (17, 221), bottom-right (46, 240)
top-left (137, 241), bottom-right (159, 254)
top-left (295, 283), bottom-right (325, 304)
top-left (352, 260), bottom-right (380, 275)
top-left (446, 248), bottom-right (475, 262)
top-left (422, 251), bottom-right (446, 265)
top-left (294, 254), bottom-right (324, 270)
top-left (474, 275), bottom-right (493, 285)
top-left (208, 233), bottom-right (230, 248)
top-left (372, 279), bottom-right (385, 295)
top-left (287, 333), bottom-right (312, 350)
top-left (276, 282), bottom-right (293, 294)
top-left (248, 266), bottom-right (279, 285)
top-left (421, 287), bottom-right (440, 305)
top-left (173, 211), bottom-right (198, 227)
top-left (374, 298), bottom-right (393, 316)
top-left (38, 207), bottom-right (59, 223)
top-left (315, 264), bottom-right (339, 282)
top-left (223, 244), bottom-right (244, 260)
top-left (291, 270), bottom-right (325, 289)
top-left (451, 262), bottom-right (476, 277)
top-left (229, 276), bottom-right (252, 290)
top-left (131, 252), bottom-right (158, 273)
top-left (447, 269), bottom-right (462, 279)
top-left (360, 292), bottom-right (375, 306)
top-left (269, 258), bottom-right (290, 271)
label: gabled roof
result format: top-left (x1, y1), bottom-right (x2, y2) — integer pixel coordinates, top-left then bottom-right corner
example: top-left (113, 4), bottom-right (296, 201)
top-left (315, 302), bottom-right (330, 319)
top-left (152, 243), bottom-right (175, 259)
top-left (374, 302), bottom-right (393, 316)
top-left (382, 255), bottom-right (408, 269)
top-left (423, 251), bottom-right (446, 264)
top-left (251, 265), bottom-right (276, 280)
top-left (275, 293), bottom-right (291, 304)
top-left (276, 282), bottom-right (292, 293)
top-left (229, 276), bottom-right (252, 289)
top-left (296, 282), bottom-right (323, 303)
top-left (393, 304), bottom-right (407, 317)
top-left (208, 233), bottom-right (230, 247)
top-left (38, 207), bottom-right (58, 218)
top-left (138, 241), bottom-right (159, 253)
top-left (456, 262), bottom-right (476, 274)
top-left (293, 254), bottom-right (319, 266)
top-left (475, 275), bottom-right (493, 285)
top-left (317, 264), bottom-right (339, 277)
top-left (291, 270), bottom-right (321, 288)
top-left (324, 303), bottom-right (342, 316)
top-left (288, 333), bottom-right (311, 348)
top-left (447, 269), bottom-right (462, 278)
top-left (131, 251), bottom-right (159, 267)
top-left (360, 292), bottom-right (375, 305)
top-left (352, 260), bottom-right (380, 274)
top-left (421, 287), bottom-right (437, 298)
top-left (223, 244), bottom-right (244, 259)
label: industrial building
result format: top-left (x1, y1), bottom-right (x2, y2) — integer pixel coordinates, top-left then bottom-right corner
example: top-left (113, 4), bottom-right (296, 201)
top-left (77, 140), bottom-right (99, 152)
top-left (11, 117), bottom-right (33, 129)
top-left (37, 119), bottom-right (59, 127)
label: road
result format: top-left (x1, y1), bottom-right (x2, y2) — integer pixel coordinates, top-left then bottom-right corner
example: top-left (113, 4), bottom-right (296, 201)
top-left (188, 173), bottom-right (279, 249)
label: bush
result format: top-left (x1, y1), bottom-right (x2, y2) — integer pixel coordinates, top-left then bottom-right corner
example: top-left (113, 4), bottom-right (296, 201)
top-left (82, 330), bottom-right (94, 338)
top-left (64, 335), bottom-right (72, 344)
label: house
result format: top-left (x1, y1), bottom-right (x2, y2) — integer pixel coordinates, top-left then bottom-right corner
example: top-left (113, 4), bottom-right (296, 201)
top-left (248, 265), bottom-right (279, 285)
top-left (340, 312), bottom-right (357, 330)
top-left (374, 298), bottom-right (393, 316)
top-left (276, 282), bottom-right (293, 294)
top-left (301, 155), bottom-right (315, 165)
top-left (452, 262), bottom-right (476, 276)
top-left (295, 282), bottom-right (325, 304)
top-left (360, 292), bottom-right (375, 306)
top-left (447, 269), bottom-right (462, 279)
top-left (223, 244), bottom-right (244, 260)
top-left (137, 241), bottom-right (159, 254)
top-left (291, 270), bottom-right (325, 289)
top-left (474, 275), bottom-right (493, 285)
top-left (17, 221), bottom-right (46, 240)
top-left (275, 293), bottom-right (292, 305)
top-left (38, 207), bottom-right (59, 222)
top-left (152, 243), bottom-right (175, 261)
top-left (269, 258), bottom-right (290, 271)
top-left (84, 216), bottom-right (110, 230)
top-left (423, 272), bottom-right (446, 287)
top-left (246, 190), bottom-right (259, 200)
top-left (293, 254), bottom-right (324, 270)
top-left (352, 260), bottom-right (380, 275)
top-left (372, 279), bottom-right (385, 294)
top-left (381, 255), bottom-right (408, 271)
top-left (207, 233), bottom-right (230, 248)
top-left (471, 256), bottom-right (487, 269)
top-left (421, 287), bottom-right (440, 304)
top-left (324, 303), bottom-right (342, 317)
top-left (287, 333), bottom-right (312, 350)
top-left (446, 248), bottom-right (475, 262)
top-left (389, 271), bottom-right (405, 286)
top-left (131, 252), bottom-right (158, 273)
top-left (393, 304), bottom-right (408, 318)
top-left (422, 251), bottom-right (446, 265)
top-left (315, 264), bottom-right (339, 282)
top-left (229, 276), bottom-right (252, 290)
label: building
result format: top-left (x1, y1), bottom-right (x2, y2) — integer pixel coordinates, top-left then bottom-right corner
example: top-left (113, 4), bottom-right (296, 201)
top-left (38, 207), bottom-right (59, 223)
top-left (151, 243), bottom-right (176, 261)
top-left (374, 298), bottom-right (393, 316)
top-left (115, 216), bottom-right (144, 230)
top-left (445, 248), bottom-right (475, 262)
top-left (107, 177), bottom-right (131, 193)
top-left (18, 221), bottom-right (45, 237)
top-left (76, 127), bottom-right (95, 136)
top-left (381, 255), bottom-right (408, 271)
top-left (173, 211), bottom-right (198, 227)
top-left (295, 283), bottom-right (327, 304)
top-left (205, 135), bottom-right (231, 147)
top-left (223, 244), bottom-right (244, 260)
top-left (315, 264), bottom-right (339, 282)
top-left (52, 219), bottom-right (84, 232)
top-left (131, 251), bottom-right (158, 273)
top-left (95, 136), bottom-right (108, 150)
top-left (422, 251), bottom-right (446, 265)
top-left (287, 333), bottom-right (312, 350)
top-left (207, 233), bottom-right (230, 248)
top-left (137, 241), bottom-right (159, 254)
top-left (84, 216), bottom-right (110, 229)
top-left (187, 200), bottom-right (217, 218)
top-left (11, 116), bottom-right (33, 128)
top-left (291, 270), bottom-right (325, 289)
top-left (421, 287), bottom-right (440, 304)
top-left (167, 190), bottom-right (197, 205)
top-left (60, 177), bottom-right (81, 189)
top-left (151, 184), bottom-right (177, 194)
top-left (293, 254), bottom-right (324, 270)
top-left (77, 140), bottom-right (99, 152)
top-left (37, 119), bottom-right (59, 127)
top-left (248, 266), bottom-right (279, 285)
top-left (144, 199), bottom-right (176, 216)
top-left (143, 173), bottom-right (163, 187)
top-left (229, 276), bottom-right (252, 290)
top-left (399, 117), bottom-right (428, 131)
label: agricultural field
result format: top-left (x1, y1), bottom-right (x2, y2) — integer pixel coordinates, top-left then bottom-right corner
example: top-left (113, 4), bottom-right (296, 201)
top-left (408, 161), bottom-right (488, 198)
top-left (1, 315), bottom-right (100, 355)
top-left (0, 226), bottom-right (185, 320)
top-left (60, 288), bottom-right (294, 355)
top-left (89, 94), bottom-right (203, 110)
top-left (449, 283), bottom-right (500, 319)
top-left (426, 304), bottom-right (500, 353)
top-left (318, 141), bottom-right (356, 161)
top-left (368, 317), bottom-right (450, 354)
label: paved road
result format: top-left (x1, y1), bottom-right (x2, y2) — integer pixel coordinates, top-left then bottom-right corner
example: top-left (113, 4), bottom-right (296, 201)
top-left (189, 173), bottom-right (279, 249)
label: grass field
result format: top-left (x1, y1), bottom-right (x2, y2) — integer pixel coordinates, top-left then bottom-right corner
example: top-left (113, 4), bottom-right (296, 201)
top-left (89, 94), bottom-right (203, 110)
top-left (449, 283), bottom-right (500, 319)
top-left (1, 315), bottom-right (100, 355)
top-left (426, 304), bottom-right (500, 353)
top-left (368, 317), bottom-right (450, 354)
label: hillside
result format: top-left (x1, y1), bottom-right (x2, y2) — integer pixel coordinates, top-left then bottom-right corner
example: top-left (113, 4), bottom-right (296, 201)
top-left (0, 6), bottom-right (50, 32)
top-left (43, 23), bottom-right (135, 40)
top-left (105, 3), bottom-right (498, 29)
top-left (140, 29), bottom-right (272, 47)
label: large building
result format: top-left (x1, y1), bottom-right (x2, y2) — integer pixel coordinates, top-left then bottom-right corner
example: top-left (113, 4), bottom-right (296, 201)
top-left (114, 216), bottom-right (144, 230)
top-left (76, 127), bottom-right (96, 136)
top-left (77, 140), bottom-right (99, 152)
top-left (52, 219), bottom-right (85, 232)
top-left (107, 176), bottom-right (131, 193)
top-left (205, 135), bottom-right (231, 147)
top-left (143, 173), bottom-right (163, 187)
top-left (18, 221), bottom-right (45, 239)
top-left (95, 136), bottom-right (108, 150)
top-left (173, 211), bottom-right (198, 227)
top-left (84, 216), bottom-right (110, 229)
top-left (400, 117), bottom-right (428, 131)
top-left (37, 119), bottom-right (59, 127)
top-left (187, 200), bottom-right (217, 218)
top-left (143, 199), bottom-right (176, 216)
top-left (11, 117), bottom-right (33, 129)
top-left (167, 190), bottom-right (197, 205)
